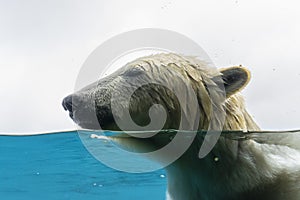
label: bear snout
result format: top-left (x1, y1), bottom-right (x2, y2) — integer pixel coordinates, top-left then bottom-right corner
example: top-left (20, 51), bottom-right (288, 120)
top-left (62, 95), bottom-right (73, 112)
top-left (62, 92), bottom-right (115, 130)
top-left (62, 94), bottom-right (84, 119)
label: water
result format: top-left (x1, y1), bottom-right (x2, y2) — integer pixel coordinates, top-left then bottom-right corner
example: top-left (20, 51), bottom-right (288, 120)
top-left (2, 129), bottom-right (300, 200)
top-left (0, 131), bottom-right (167, 200)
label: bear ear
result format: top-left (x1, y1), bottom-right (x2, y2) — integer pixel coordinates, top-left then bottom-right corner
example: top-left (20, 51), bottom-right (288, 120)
top-left (220, 66), bottom-right (251, 97)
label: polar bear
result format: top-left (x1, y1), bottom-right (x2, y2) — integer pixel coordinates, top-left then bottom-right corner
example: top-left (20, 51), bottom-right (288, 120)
top-left (62, 53), bottom-right (300, 200)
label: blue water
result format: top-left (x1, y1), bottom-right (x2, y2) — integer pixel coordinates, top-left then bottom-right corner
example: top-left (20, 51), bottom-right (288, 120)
top-left (0, 131), bottom-right (166, 200)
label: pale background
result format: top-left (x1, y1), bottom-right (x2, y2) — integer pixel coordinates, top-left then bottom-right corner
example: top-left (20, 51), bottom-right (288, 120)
top-left (1, 0), bottom-right (300, 133)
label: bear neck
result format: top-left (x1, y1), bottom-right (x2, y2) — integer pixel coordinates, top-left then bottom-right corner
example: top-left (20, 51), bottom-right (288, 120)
top-left (165, 93), bottom-right (262, 200)
top-left (223, 93), bottom-right (260, 131)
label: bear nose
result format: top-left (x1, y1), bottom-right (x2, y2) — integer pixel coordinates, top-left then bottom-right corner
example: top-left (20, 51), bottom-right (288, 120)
top-left (62, 95), bottom-right (74, 112)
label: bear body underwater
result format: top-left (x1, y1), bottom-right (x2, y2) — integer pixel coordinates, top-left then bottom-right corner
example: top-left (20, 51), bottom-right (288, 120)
top-left (62, 53), bottom-right (300, 200)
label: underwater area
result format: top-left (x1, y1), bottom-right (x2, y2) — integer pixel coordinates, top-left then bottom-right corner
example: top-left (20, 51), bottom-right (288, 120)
top-left (2, 129), bottom-right (300, 200)
top-left (0, 131), bottom-right (167, 200)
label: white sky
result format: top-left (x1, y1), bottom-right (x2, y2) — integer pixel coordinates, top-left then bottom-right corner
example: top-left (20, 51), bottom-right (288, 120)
top-left (0, 0), bottom-right (300, 133)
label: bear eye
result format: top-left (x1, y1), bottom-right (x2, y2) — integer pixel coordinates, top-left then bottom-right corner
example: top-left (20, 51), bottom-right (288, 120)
top-left (123, 67), bottom-right (145, 77)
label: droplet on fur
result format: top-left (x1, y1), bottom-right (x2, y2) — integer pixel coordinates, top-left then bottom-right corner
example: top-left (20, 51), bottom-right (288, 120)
top-left (214, 157), bottom-right (219, 162)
